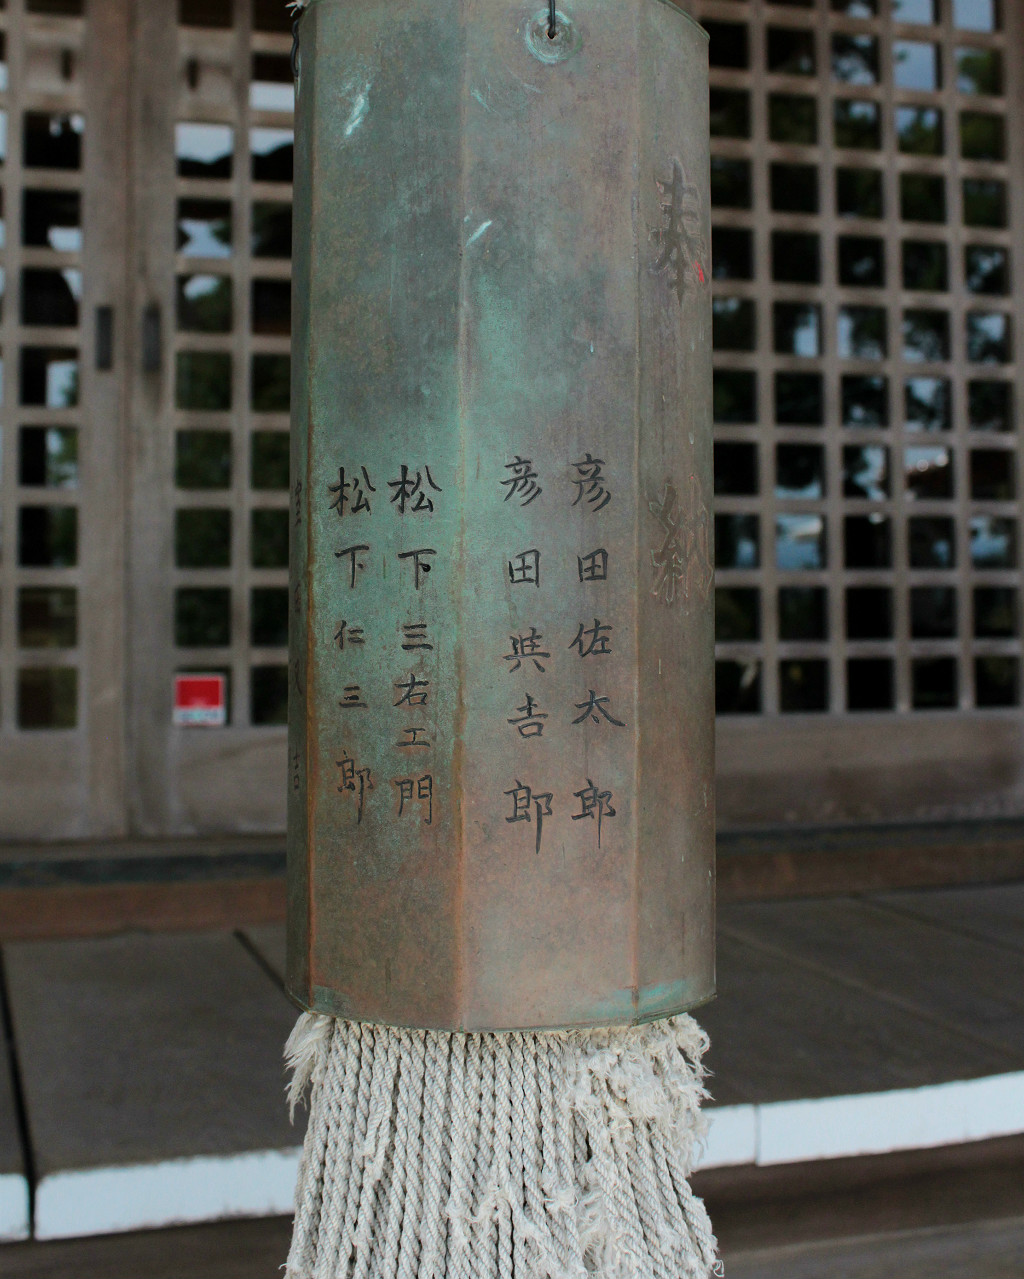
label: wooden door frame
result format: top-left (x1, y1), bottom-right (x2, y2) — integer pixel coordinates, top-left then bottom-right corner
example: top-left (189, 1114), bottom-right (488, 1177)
top-left (125, 0), bottom-right (290, 836)
top-left (0, 0), bottom-right (130, 840)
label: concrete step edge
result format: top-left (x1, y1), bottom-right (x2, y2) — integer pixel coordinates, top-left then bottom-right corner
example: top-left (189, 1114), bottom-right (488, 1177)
top-left (33, 1147), bottom-right (302, 1242)
top-left (700, 1068), bottom-right (1024, 1170)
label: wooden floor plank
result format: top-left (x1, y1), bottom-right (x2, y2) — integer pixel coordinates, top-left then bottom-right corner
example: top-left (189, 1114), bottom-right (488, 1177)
top-left (872, 882), bottom-right (1024, 953)
top-left (719, 898), bottom-right (1024, 1062)
top-left (243, 924), bottom-right (287, 984)
top-left (3, 932), bottom-right (301, 1177)
top-left (0, 1021), bottom-right (26, 1182)
top-left (718, 822), bottom-right (1024, 901)
top-left (0, 1215), bottom-right (293, 1279)
top-left (0, 1003), bottom-right (29, 1240)
top-left (722, 1215), bottom-right (1024, 1279)
top-left (701, 1133), bottom-right (1024, 1252)
top-left (0, 881), bottom-right (286, 943)
top-left (699, 931), bottom-right (1012, 1105)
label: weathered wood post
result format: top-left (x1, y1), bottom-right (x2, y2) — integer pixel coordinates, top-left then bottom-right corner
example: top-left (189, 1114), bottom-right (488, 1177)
top-left (285, 0), bottom-right (717, 1272)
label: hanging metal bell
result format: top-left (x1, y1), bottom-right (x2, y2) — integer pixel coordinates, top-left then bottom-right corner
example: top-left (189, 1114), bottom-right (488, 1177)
top-left (287, 0), bottom-right (714, 1031)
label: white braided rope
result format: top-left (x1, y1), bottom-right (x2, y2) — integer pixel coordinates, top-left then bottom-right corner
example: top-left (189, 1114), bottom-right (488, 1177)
top-left (284, 1015), bottom-right (719, 1279)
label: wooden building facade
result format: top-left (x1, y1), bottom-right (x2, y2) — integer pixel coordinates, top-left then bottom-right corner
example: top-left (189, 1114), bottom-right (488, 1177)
top-left (0, 0), bottom-right (1020, 842)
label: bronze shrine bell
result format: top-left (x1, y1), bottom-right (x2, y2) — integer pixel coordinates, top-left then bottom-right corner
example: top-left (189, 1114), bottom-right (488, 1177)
top-left (287, 0), bottom-right (714, 1032)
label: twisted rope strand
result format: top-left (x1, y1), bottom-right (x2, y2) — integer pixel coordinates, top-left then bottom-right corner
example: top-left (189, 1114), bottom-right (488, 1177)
top-left (473, 1035), bottom-right (499, 1279)
top-left (446, 1030), bottom-right (477, 1279)
top-left (285, 1014), bottom-right (334, 1278)
top-left (395, 1031), bottom-right (429, 1279)
top-left (335, 1021), bottom-right (375, 1278)
top-left (285, 1015), bottom-right (718, 1279)
top-left (544, 1037), bottom-right (585, 1278)
top-left (420, 1031), bottom-right (452, 1279)
top-left (492, 1035), bottom-right (515, 1279)
top-left (313, 1023), bottom-right (363, 1278)
top-left (351, 1026), bottom-right (401, 1279)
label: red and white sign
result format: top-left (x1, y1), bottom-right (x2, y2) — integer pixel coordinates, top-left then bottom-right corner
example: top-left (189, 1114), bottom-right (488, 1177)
top-left (173, 674), bottom-right (227, 727)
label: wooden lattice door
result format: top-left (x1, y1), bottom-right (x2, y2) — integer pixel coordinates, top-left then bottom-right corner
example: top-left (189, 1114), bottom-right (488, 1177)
top-left (0, 0), bottom-right (130, 839)
top-left (126, 0), bottom-right (294, 835)
top-left (0, 0), bottom-right (295, 840)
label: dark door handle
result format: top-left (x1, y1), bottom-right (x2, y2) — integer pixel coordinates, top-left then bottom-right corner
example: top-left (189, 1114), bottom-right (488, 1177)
top-left (142, 302), bottom-right (161, 374)
top-left (96, 305), bottom-right (114, 370)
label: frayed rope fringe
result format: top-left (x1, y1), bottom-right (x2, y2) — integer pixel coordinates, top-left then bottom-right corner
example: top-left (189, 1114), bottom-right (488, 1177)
top-left (284, 1014), bottom-right (721, 1279)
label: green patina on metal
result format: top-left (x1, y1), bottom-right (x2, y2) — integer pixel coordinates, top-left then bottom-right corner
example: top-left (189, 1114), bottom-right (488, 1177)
top-left (288, 0), bottom-right (714, 1032)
